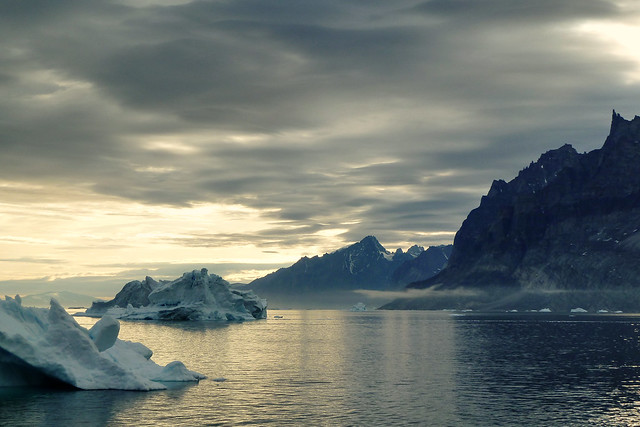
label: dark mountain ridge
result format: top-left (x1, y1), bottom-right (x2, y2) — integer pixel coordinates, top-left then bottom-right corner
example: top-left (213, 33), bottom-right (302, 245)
top-left (383, 111), bottom-right (640, 311)
top-left (247, 236), bottom-right (451, 302)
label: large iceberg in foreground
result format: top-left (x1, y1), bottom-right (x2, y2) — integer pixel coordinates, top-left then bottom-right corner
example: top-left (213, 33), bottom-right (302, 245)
top-left (81, 268), bottom-right (267, 321)
top-left (0, 296), bottom-right (204, 390)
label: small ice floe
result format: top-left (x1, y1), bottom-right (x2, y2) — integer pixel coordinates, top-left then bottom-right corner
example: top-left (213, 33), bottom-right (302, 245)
top-left (571, 307), bottom-right (588, 313)
top-left (273, 315), bottom-right (284, 319)
top-left (212, 377), bottom-right (227, 382)
top-left (538, 308), bottom-right (552, 313)
top-left (350, 302), bottom-right (367, 312)
top-left (597, 309), bottom-right (609, 313)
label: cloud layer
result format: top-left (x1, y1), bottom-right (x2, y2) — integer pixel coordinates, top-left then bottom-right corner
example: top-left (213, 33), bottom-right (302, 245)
top-left (2, 0), bottom-right (640, 294)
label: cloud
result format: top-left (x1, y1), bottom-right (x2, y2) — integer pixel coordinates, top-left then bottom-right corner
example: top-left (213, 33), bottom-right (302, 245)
top-left (0, 261), bottom-right (292, 298)
top-left (412, 0), bottom-right (622, 24)
top-left (0, 257), bottom-right (64, 265)
top-left (2, 0), bottom-right (640, 289)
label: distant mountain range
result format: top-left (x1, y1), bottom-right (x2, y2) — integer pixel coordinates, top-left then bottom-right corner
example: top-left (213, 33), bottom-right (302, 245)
top-left (246, 236), bottom-right (451, 304)
top-left (383, 111), bottom-right (640, 312)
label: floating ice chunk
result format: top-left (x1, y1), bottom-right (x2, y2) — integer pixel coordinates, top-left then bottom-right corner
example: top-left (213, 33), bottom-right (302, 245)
top-left (152, 361), bottom-right (204, 382)
top-left (89, 316), bottom-right (119, 352)
top-left (0, 296), bottom-right (204, 390)
top-left (350, 302), bottom-right (367, 312)
top-left (571, 307), bottom-right (588, 313)
top-left (538, 308), bottom-right (552, 313)
top-left (80, 269), bottom-right (267, 321)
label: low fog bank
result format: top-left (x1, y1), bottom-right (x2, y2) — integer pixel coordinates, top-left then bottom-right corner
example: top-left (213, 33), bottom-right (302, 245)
top-left (234, 288), bottom-right (398, 311)
top-left (234, 285), bottom-right (640, 313)
top-left (379, 287), bottom-right (640, 313)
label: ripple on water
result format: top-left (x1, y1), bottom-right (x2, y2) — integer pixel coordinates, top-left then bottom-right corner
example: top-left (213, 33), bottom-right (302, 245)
top-left (3, 310), bottom-right (640, 425)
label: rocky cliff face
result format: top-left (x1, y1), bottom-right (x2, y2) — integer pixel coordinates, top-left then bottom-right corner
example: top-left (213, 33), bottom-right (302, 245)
top-left (384, 112), bottom-right (640, 311)
top-left (391, 245), bottom-right (452, 285)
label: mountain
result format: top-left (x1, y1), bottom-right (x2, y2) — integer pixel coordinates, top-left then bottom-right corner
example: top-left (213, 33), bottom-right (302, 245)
top-left (382, 111), bottom-right (640, 311)
top-left (246, 236), bottom-right (451, 306)
top-left (391, 245), bottom-right (453, 284)
top-left (20, 291), bottom-right (105, 308)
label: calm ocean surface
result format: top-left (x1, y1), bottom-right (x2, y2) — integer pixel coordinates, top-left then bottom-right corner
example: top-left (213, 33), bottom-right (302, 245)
top-left (2, 310), bottom-right (640, 426)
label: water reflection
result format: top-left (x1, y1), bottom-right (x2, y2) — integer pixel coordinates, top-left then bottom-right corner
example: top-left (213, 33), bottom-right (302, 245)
top-left (0, 384), bottom-right (197, 427)
top-left (451, 313), bottom-right (640, 425)
top-left (4, 311), bottom-right (640, 425)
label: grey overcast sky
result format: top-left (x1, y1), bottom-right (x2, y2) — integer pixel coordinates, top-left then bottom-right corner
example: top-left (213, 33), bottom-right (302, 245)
top-left (2, 0), bottom-right (640, 296)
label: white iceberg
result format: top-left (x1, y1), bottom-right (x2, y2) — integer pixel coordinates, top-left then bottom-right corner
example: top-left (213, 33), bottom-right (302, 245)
top-left (0, 296), bottom-right (204, 390)
top-left (350, 302), bottom-right (367, 312)
top-left (80, 268), bottom-right (267, 321)
top-left (570, 307), bottom-right (588, 313)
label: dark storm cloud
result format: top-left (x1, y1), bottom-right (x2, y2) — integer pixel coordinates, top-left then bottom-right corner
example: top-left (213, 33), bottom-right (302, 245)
top-left (2, 0), bottom-right (640, 250)
top-left (166, 225), bottom-right (335, 250)
top-left (413, 0), bottom-right (621, 23)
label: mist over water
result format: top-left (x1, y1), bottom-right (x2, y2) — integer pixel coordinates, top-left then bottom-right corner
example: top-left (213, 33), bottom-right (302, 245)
top-left (2, 311), bottom-right (640, 425)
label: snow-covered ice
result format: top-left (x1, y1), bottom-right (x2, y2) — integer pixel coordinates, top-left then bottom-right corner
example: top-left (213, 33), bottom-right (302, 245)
top-left (570, 307), bottom-right (588, 313)
top-left (0, 296), bottom-right (204, 390)
top-left (80, 268), bottom-right (267, 321)
top-left (350, 302), bottom-right (367, 312)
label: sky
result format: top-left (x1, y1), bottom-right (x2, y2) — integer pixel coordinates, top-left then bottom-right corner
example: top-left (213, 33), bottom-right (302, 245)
top-left (2, 0), bottom-right (640, 297)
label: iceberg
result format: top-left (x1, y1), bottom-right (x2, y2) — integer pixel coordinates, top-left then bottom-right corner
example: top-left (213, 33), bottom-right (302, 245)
top-left (0, 296), bottom-right (204, 390)
top-left (350, 302), bottom-right (367, 312)
top-left (81, 268), bottom-right (267, 321)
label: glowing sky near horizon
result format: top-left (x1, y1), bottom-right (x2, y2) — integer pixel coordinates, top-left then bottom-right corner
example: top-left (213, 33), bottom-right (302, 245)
top-left (1, 0), bottom-right (640, 296)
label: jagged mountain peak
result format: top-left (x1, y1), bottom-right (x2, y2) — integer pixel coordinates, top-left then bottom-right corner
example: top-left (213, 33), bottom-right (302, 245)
top-left (357, 235), bottom-right (386, 251)
top-left (248, 236), bottom-right (448, 295)
top-left (609, 109), bottom-right (640, 134)
top-left (498, 144), bottom-right (580, 198)
top-left (402, 111), bottom-right (640, 309)
top-left (602, 110), bottom-right (640, 160)
top-left (336, 235), bottom-right (388, 258)
top-left (406, 245), bottom-right (425, 257)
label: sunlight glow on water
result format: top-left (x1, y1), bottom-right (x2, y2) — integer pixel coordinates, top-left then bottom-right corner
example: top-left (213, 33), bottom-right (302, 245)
top-left (3, 311), bottom-right (640, 425)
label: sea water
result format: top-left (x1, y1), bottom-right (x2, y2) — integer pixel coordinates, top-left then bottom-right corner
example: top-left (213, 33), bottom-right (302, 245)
top-left (2, 310), bottom-right (640, 425)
